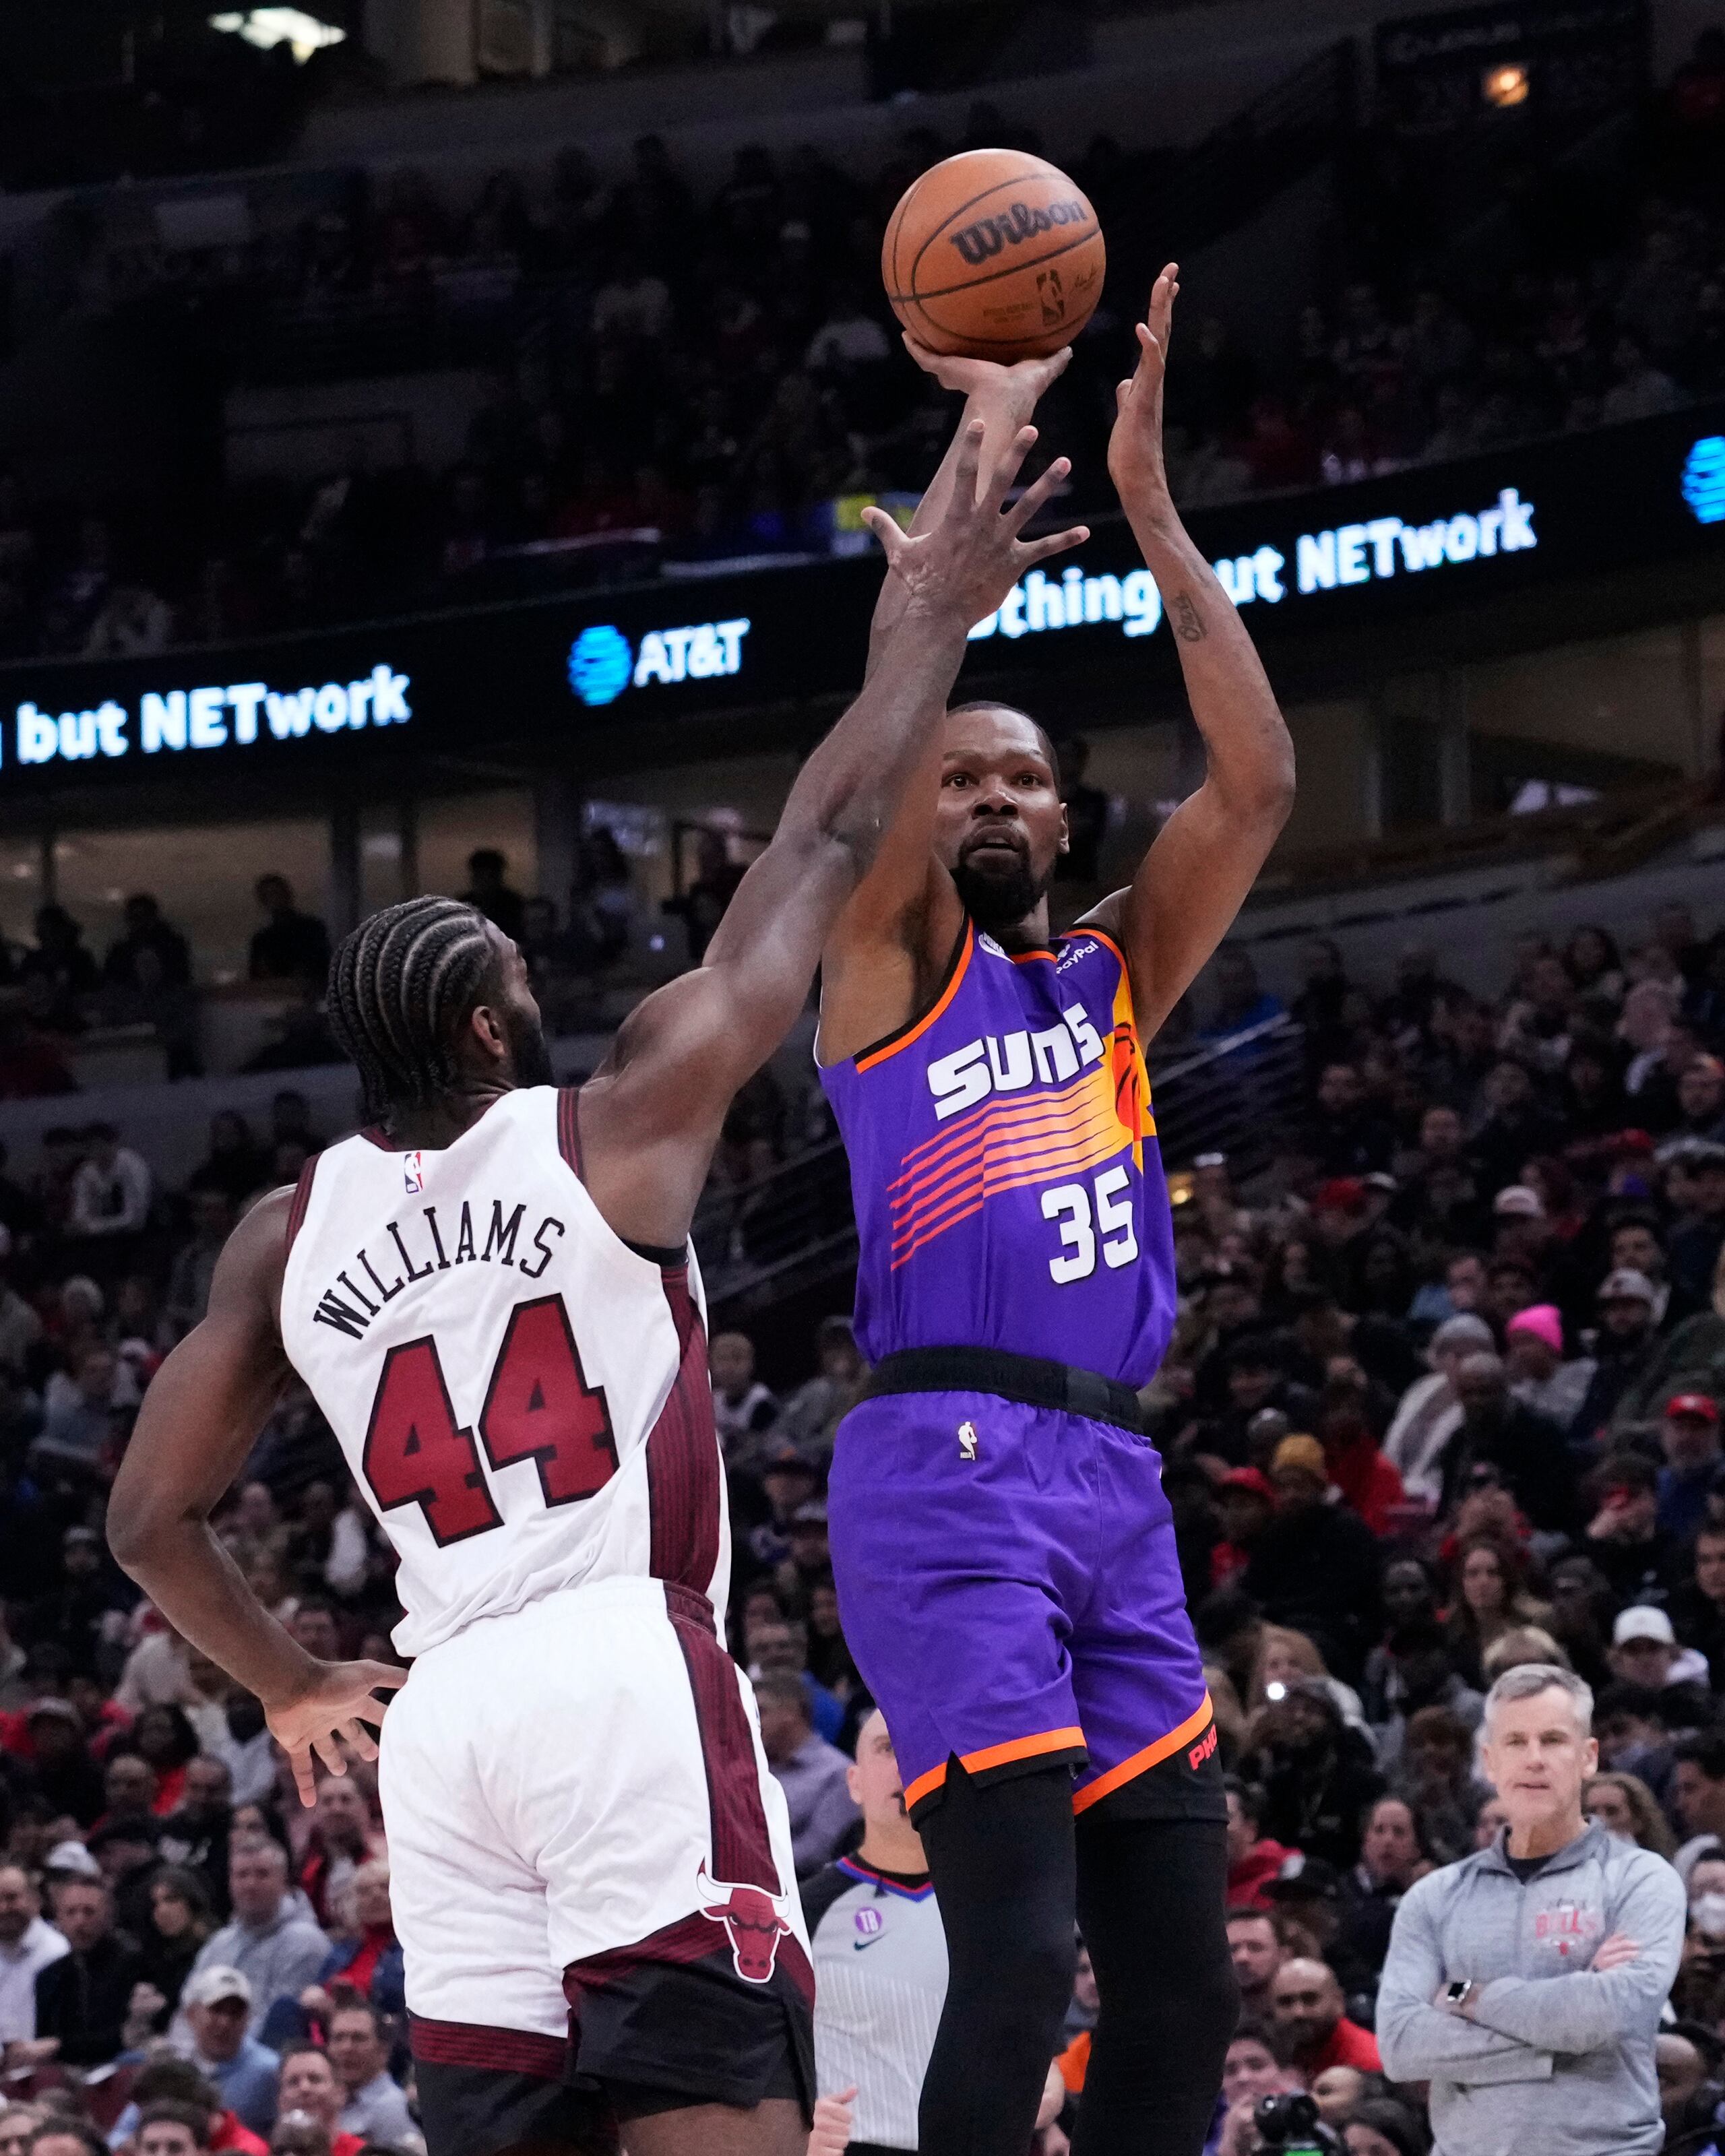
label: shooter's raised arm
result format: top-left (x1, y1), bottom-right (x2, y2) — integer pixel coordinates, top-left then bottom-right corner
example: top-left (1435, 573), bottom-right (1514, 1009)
top-left (1083, 264), bottom-right (1295, 1038)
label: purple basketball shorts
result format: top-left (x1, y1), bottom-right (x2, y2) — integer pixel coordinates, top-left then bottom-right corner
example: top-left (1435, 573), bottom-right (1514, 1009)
top-left (827, 1389), bottom-right (1215, 1818)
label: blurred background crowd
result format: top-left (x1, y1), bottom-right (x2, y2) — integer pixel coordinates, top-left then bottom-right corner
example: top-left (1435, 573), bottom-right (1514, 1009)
top-left (1, 1), bottom-right (1724, 2152)
top-left (10, 871), bottom-right (1725, 2153)
top-left (0, 29), bottom-right (1720, 659)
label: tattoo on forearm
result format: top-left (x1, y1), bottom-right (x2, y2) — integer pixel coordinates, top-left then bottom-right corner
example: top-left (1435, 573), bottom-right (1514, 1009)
top-left (1172, 592), bottom-right (1207, 643)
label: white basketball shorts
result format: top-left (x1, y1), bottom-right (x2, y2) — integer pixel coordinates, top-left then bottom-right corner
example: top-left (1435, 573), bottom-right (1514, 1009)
top-left (379, 1575), bottom-right (813, 2103)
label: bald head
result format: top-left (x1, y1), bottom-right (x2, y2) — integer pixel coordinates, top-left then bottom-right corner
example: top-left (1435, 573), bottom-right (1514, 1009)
top-left (1271, 1956), bottom-right (1344, 2058)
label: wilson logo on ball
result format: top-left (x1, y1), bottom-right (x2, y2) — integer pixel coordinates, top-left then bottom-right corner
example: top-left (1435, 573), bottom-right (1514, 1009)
top-left (948, 197), bottom-right (1090, 267)
top-left (883, 148), bottom-right (1105, 362)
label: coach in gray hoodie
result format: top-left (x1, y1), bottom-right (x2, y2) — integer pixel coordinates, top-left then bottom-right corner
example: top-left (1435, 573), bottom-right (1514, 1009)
top-left (1377, 1661), bottom-right (1685, 2156)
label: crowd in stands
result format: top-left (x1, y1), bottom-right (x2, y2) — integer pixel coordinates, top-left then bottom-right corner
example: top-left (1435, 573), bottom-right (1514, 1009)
top-left (8, 868), bottom-right (1725, 2147)
top-left (0, 831), bottom-right (734, 1095)
top-left (0, 879), bottom-right (336, 1098)
top-left (2, 35), bottom-right (1722, 660)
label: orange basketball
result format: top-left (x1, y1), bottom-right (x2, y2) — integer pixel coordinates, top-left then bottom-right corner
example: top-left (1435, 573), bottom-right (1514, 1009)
top-left (881, 148), bottom-right (1105, 362)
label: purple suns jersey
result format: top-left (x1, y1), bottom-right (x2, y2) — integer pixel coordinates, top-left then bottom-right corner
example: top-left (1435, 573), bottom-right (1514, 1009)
top-left (819, 919), bottom-right (1177, 1389)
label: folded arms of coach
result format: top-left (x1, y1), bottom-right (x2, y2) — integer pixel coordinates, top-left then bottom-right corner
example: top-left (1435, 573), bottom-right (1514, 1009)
top-left (1376, 1893), bottom-right (1554, 2087)
top-left (1463, 1865), bottom-right (1686, 2057)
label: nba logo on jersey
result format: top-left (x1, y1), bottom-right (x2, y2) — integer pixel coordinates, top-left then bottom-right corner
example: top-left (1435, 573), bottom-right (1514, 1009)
top-left (402, 1151), bottom-right (425, 1195)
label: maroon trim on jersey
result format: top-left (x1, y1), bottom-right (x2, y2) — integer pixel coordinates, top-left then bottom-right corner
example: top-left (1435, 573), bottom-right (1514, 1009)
top-left (664, 1583), bottom-right (791, 1896)
top-left (283, 1155), bottom-right (319, 1254)
top-left (563, 1907), bottom-right (815, 2011)
top-left (563, 1907), bottom-right (717, 1995)
top-left (644, 1267), bottom-right (722, 1596)
top-left (408, 2013), bottom-right (568, 2079)
top-left (557, 1085), bottom-right (584, 1176)
top-left (559, 1589), bottom-right (815, 2013)
top-left (358, 1124), bottom-right (394, 1151)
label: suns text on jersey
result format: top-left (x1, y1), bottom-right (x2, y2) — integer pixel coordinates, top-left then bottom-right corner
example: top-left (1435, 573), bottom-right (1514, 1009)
top-left (309, 1199), bottom-right (567, 1339)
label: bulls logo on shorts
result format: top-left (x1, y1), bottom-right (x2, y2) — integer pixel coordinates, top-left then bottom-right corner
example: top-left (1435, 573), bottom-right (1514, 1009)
top-left (695, 1863), bottom-right (792, 1984)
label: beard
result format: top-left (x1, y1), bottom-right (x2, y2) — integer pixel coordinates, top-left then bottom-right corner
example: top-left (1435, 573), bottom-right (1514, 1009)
top-left (505, 1005), bottom-right (557, 1089)
top-left (951, 836), bottom-right (1050, 937)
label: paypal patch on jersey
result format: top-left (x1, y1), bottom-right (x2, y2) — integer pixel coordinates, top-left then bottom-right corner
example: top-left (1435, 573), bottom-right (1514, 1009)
top-left (819, 921), bottom-right (1177, 1389)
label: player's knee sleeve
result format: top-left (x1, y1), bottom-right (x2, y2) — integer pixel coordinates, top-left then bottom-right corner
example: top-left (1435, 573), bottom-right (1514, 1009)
top-left (954, 1905), bottom-right (1075, 2033)
top-left (919, 1761), bottom-right (1076, 2038)
top-left (1163, 1934), bottom-right (1240, 2055)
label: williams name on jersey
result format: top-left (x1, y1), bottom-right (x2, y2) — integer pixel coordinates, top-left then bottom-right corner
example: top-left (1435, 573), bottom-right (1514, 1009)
top-left (281, 1086), bottom-right (728, 1659)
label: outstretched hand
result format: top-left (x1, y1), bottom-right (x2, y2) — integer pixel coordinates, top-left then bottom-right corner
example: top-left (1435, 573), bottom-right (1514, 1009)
top-left (1108, 262), bottom-right (1179, 504)
top-left (267, 1655), bottom-right (408, 1806)
top-left (861, 419), bottom-right (1087, 628)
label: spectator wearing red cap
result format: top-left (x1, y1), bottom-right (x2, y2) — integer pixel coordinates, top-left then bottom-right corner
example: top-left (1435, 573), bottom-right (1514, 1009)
top-left (1211, 1468), bottom-right (1275, 1587)
top-left (1308, 1178), bottom-right (1373, 1302)
top-left (1656, 1392), bottom-right (1722, 1544)
top-left (1315, 1380), bottom-right (1404, 1535)
top-left (1504, 1303), bottom-right (1596, 1432)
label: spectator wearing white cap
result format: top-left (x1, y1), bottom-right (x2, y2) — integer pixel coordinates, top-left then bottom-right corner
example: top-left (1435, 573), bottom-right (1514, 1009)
top-left (1656, 1392), bottom-right (1722, 1543)
top-left (1383, 1313), bottom-right (1494, 1505)
top-left (1571, 1271), bottom-right (1663, 1451)
top-left (1606, 1606), bottom-right (1710, 1692)
top-left (170, 1964), bottom-right (279, 2136)
top-left (1504, 1304), bottom-right (1596, 1434)
top-left (1491, 1186), bottom-right (1551, 1274)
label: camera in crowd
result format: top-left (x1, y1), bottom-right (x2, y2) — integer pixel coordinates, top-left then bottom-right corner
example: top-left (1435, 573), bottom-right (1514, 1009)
top-left (1253, 2091), bottom-right (1344, 2154)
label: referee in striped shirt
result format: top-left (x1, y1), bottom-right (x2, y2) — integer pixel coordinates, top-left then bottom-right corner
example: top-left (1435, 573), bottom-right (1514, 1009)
top-left (803, 1710), bottom-right (947, 2155)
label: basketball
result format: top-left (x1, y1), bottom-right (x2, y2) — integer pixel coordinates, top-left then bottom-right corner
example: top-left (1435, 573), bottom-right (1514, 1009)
top-left (881, 148), bottom-right (1106, 362)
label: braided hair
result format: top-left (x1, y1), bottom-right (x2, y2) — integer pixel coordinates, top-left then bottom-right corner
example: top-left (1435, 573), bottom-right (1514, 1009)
top-left (327, 897), bottom-right (500, 1119)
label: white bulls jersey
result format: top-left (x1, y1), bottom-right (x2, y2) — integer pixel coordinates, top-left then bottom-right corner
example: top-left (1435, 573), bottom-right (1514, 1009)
top-left (281, 1085), bottom-right (728, 1657)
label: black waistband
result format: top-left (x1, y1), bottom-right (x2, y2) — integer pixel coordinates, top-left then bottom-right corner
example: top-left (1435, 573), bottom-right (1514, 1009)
top-left (859, 1346), bottom-right (1145, 1434)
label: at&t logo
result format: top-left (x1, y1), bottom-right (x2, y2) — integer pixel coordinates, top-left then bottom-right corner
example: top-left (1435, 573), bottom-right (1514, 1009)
top-left (567, 618), bottom-right (751, 707)
top-left (1683, 436), bottom-right (1725, 526)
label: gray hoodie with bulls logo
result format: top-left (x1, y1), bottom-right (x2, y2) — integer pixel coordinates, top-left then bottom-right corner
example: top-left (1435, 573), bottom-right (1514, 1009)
top-left (1376, 1820), bottom-right (1685, 2155)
